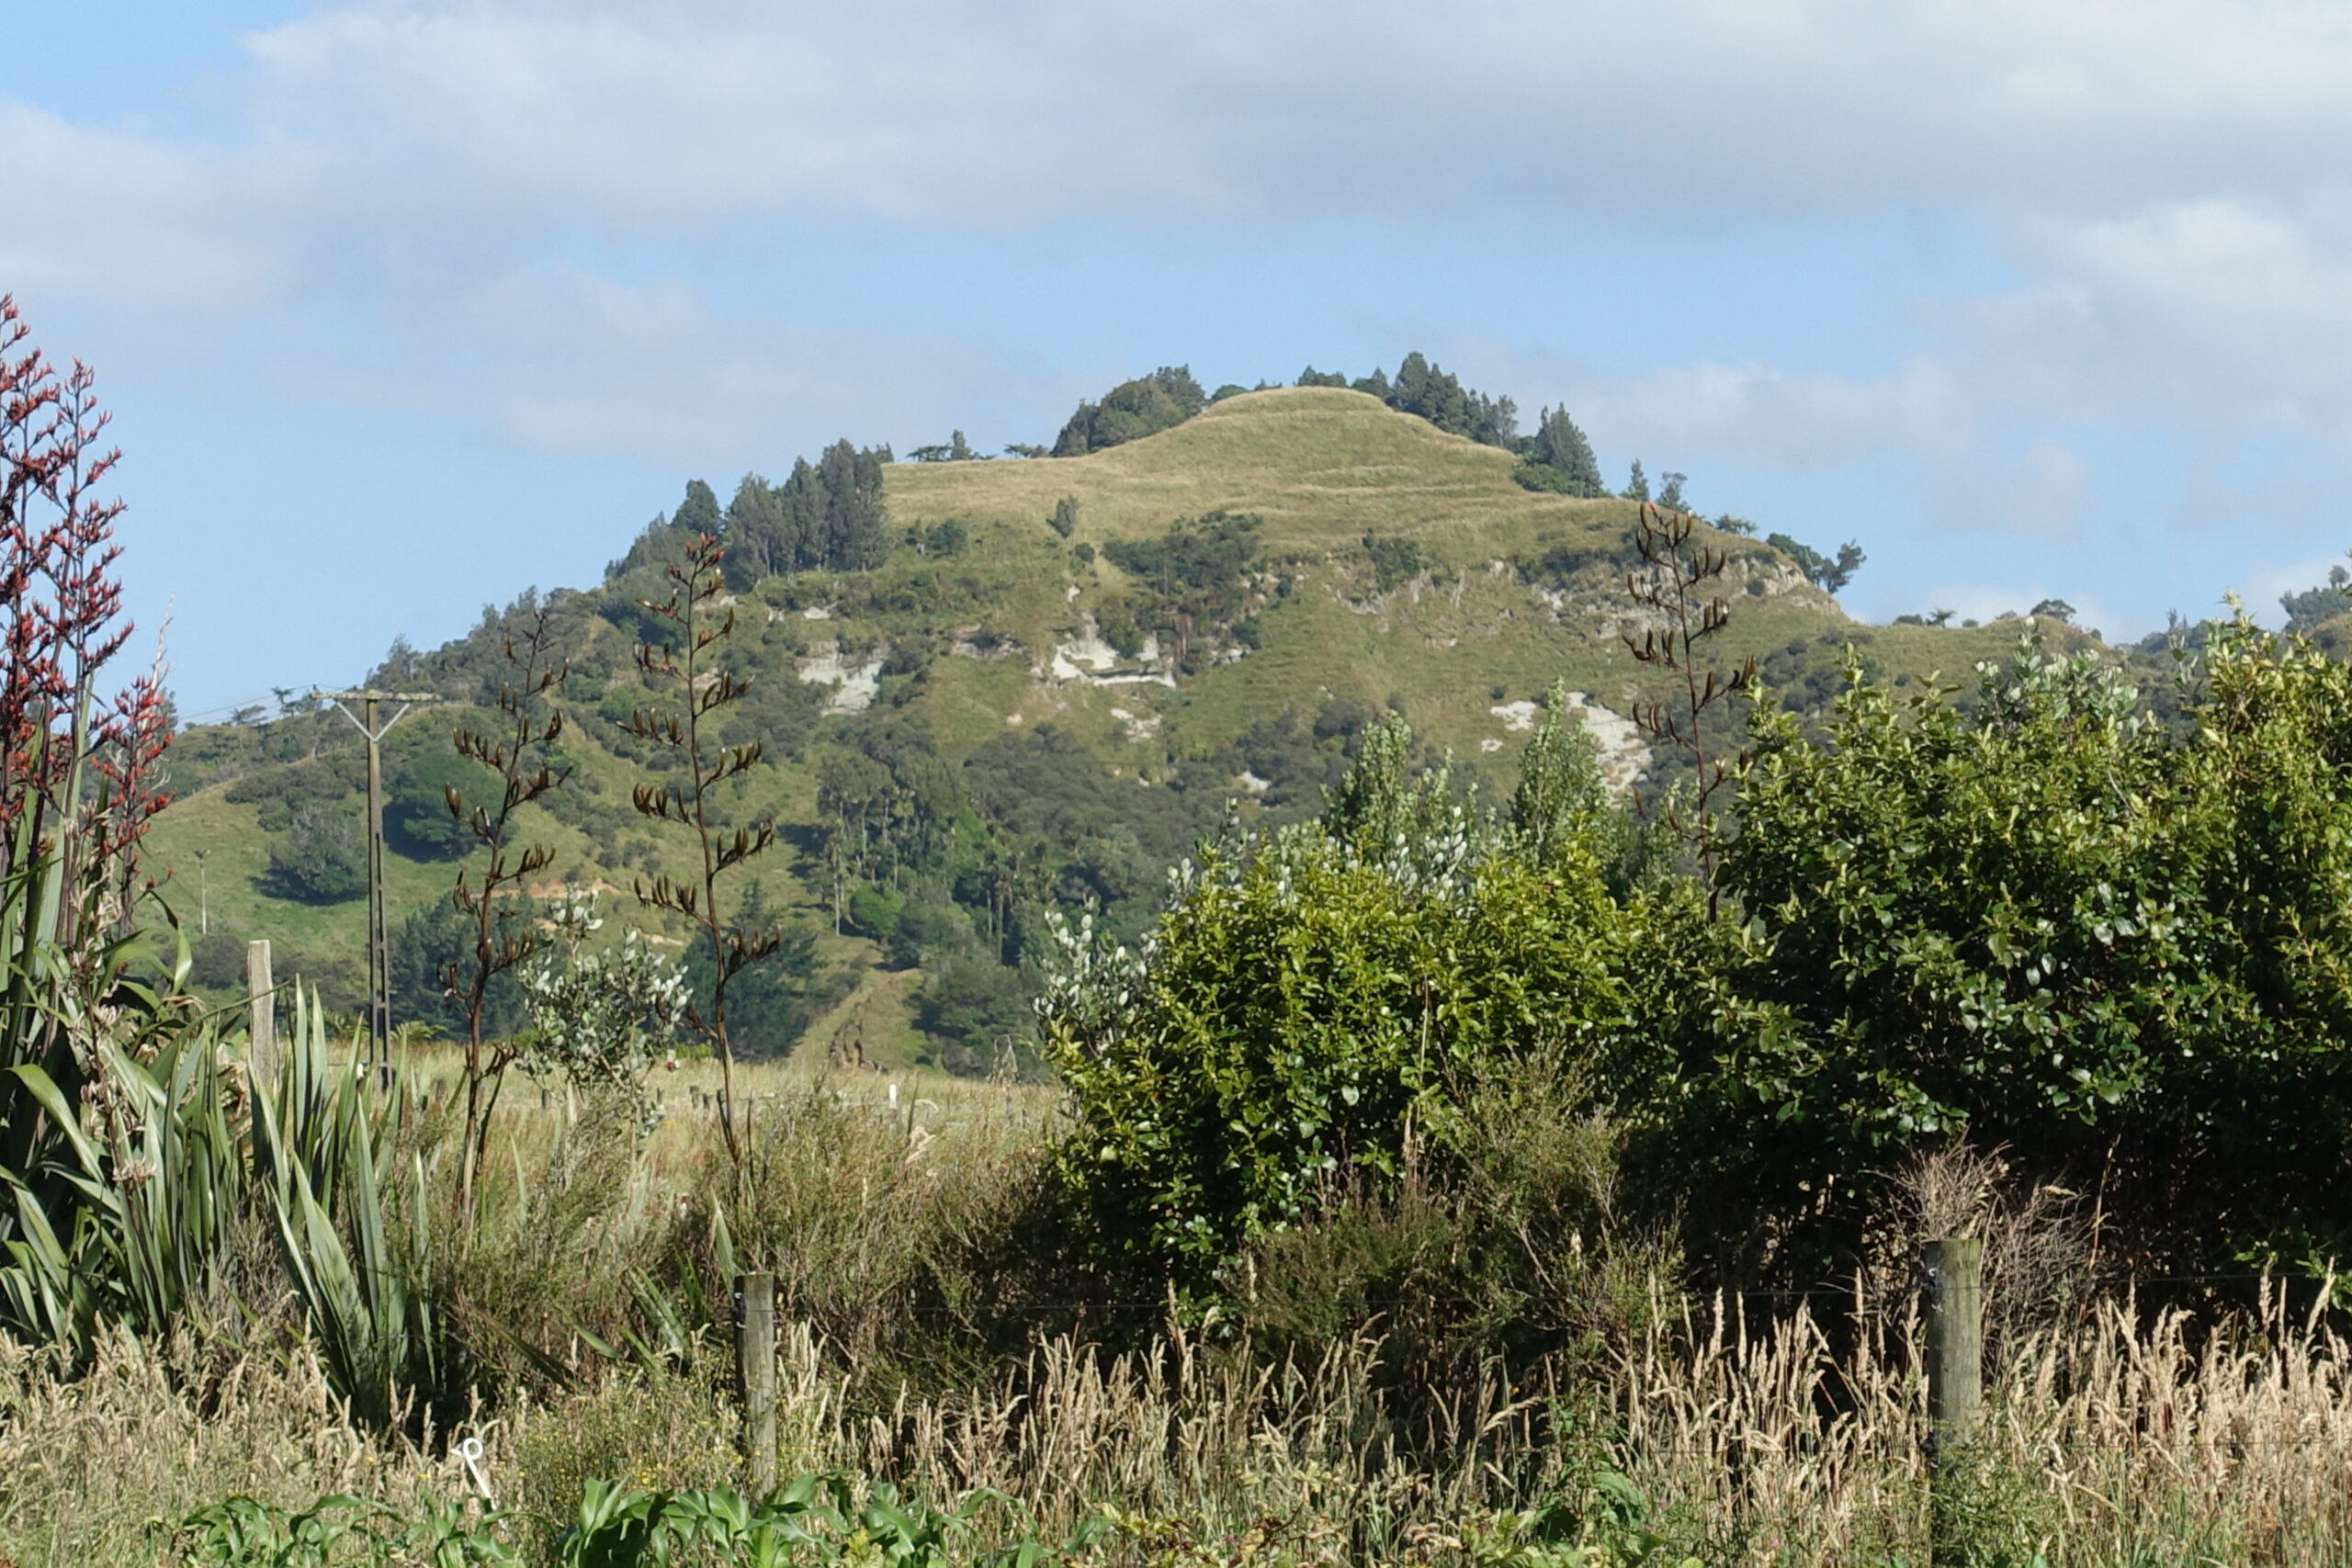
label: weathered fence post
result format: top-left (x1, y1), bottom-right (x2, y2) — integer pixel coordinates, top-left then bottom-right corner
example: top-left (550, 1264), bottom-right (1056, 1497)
top-left (1924, 1236), bottom-right (1984, 1562)
top-left (734, 1270), bottom-right (776, 1497)
top-left (245, 940), bottom-right (277, 1086)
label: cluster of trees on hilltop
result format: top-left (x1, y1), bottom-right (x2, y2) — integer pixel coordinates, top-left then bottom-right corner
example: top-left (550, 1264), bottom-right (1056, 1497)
top-left (2282, 553), bottom-right (2352, 632)
top-left (1297, 352), bottom-right (1521, 448)
top-left (1515, 404), bottom-right (1609, 496)
top-left (967, 347), bottom-right (1868, 596)
top-left (605, 442), bottom-right (895, 596)
top-left (1295, 355), bottom-right (1618, 507)
top-left (1767, 530), bottom-right (1866, 594)
top-left (1052, 367), bottom-right (1208, 456)
top-left (720, 442), bottom-right (893, 584)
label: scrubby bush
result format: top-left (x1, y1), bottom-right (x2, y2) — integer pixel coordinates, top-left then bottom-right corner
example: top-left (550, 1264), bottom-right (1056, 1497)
top-left (264, 807), bottom-right (368, 902)
top-left (1040, 713), bottom-right (1630, 1292)
top-left (1638, 624), bottom-right (2352, 1277)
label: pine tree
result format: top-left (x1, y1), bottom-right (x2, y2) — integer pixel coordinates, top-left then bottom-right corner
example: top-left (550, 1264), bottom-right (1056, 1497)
top-left (778, 457), bottom-right (826, 573)
top-left (1623, 460), bottom-right (1650, 502)
top-left (818, 439), bottom-right (889, 570)
top-left (722, 473), bottom-right (791, 586)
top-left (673, 478), bottom-right (722, 536)
top-left (1534, 406), bottom-right (1604, 496)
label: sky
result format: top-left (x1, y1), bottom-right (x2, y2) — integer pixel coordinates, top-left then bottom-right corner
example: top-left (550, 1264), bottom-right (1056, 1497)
top-left (9, 0), bottom-right (2352, 718)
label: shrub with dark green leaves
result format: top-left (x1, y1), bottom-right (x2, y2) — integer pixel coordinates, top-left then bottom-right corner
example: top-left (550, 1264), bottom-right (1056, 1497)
top-left (265, 807), bottom-right (368, 903)
top-left (1641, 623), bottom-right (2352, 1274)
top-left (1039, 713), bottom-right (1629, 1291)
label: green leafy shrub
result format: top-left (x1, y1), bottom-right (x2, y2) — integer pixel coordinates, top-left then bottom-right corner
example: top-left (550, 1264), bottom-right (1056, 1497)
top-left (165, 1494), bottom-right (517, 1566)
top-left (265, 807), bottom-right (368, 903)
top-left (384, 736), bottom-right (485, 859)
top-left (1040, 714), bottom-right (1629, 1291)
top-left (1642, 624), bottom-right (2352, 1274)
top-left (1363, 532), bottom-right (1428, 592)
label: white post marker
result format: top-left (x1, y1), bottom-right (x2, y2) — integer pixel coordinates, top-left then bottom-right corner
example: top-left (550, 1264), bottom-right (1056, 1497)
top-left (457, 1434), bottom-right (493, 1504)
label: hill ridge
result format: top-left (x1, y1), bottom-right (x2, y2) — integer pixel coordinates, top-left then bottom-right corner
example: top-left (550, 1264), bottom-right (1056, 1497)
top-left (145, 387), bottom-right (2036, 1074)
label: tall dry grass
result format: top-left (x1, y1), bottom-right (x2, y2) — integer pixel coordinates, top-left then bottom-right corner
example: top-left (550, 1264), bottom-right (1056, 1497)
top-left (9, 1072), bottom-right (2351, 1567)
top-left (1599, 1279), bottom-right (2352, 1565)
top-left (16, 1284), bottom-right (2350, 1565)
top-left (0, 1331), bottom-right (457, 1567)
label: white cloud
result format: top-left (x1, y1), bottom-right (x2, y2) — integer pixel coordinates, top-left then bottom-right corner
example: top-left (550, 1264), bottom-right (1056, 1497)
top-left (0, 101), bottom-right (291, 310)
top-left (11, 0), bottom-right (2352, 595)
top-left (198, 0), bottom-right (2352, 231)
top-left (1549, 356), bottom-right (1973, 473)
top-left (14, 0), bottom-right (2352, 269)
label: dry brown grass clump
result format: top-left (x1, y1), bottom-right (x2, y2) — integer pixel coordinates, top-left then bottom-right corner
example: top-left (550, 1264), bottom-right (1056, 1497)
top-left (0, 1332), bottom-right (452, 1567)
top-left (9, 1282), bottom-right (2352, 1566)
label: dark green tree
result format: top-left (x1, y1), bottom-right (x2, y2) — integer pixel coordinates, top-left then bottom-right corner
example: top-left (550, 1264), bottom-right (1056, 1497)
top-left (1515, 405), bottom-right (1605, 496)
top-left (384, 742), bottom-right (479, 860)
top-left (816, 439), bottom-right (889, 570)
top-left (390, 895), bottom-right (526, 1038)
top-left (1623, 460), bottom-right (1650, 502)
top-left (763, 440), bottom-right (890, 574)
top-left (1386, 351), bottom-right (1518, 446)
top-left (265, 807), bottom-right (368, 903)
top-left (1767, 531), bottom-right (1866, 594)
top-left (1052, 367), bottom-right (1207, 456)
top-left (915, 954), bottom-right (1033, 1073)
top-left (681, 880), bottom-right (834, 1061)
top-left (722, 473), bottom-right (794, 587)
top-left (673, 478), bottom-right (722, 536)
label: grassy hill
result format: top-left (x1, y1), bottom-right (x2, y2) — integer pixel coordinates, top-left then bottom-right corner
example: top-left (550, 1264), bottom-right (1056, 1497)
top-left (141, 387), bottom-right (2079, 1070)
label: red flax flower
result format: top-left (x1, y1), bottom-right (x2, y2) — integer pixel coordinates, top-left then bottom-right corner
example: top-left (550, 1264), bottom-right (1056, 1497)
top-left (0, 294), bottom-right (166, 943)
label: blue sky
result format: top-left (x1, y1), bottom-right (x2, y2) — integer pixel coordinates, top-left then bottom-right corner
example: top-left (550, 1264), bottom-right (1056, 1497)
top-left (10, 1), bottom-right (2352, 716)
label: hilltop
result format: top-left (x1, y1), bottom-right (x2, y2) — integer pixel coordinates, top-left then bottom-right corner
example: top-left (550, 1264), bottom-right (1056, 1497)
top-left (143, 383), bottom-right (2093, 1072)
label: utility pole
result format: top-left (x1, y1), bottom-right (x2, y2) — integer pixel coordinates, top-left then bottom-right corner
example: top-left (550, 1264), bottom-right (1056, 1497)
top-left (322, 688), bottom-right (438, 1076)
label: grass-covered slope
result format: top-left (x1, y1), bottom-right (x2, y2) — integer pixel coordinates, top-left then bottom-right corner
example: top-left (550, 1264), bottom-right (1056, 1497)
top-left (141, 388), bottom-right (2069, 1068)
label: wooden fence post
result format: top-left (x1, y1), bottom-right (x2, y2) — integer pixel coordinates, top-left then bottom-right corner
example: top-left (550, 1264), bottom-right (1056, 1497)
top-left (1924, 1236), bottom-right (1984, 1562)
top-left (735, 1271), bottom-right (776, 1497)
top-left (245, 940), bottom-right (278, 1086)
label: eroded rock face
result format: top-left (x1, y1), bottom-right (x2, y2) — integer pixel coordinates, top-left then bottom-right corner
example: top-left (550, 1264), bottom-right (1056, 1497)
top-left (1046, 616), bottom-right (1179, 690)
top-left (797, 646), bottom-right (886, 713)
top-left (1489, 693), bottom-right (1651, 796)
